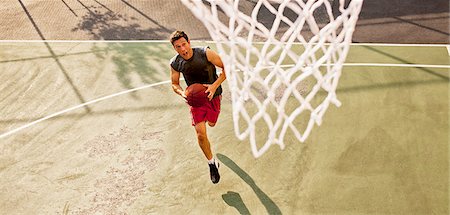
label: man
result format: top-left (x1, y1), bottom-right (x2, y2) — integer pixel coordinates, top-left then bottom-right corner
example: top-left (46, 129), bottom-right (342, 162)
top-left (169, 30), bottom-right (226, 184)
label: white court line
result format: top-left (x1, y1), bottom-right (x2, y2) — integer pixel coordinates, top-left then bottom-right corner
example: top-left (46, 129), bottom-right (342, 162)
top-left (447, 45), bottom-right (450, 56)
top-left (0, 40), bottom-right (169, 43)
top-left (0, 80), bottom-right (172, 139)
top-left (0, 40), bottom-right (449, 47)
top-left (277, 63), bottom-right (450, 69)
top-left (343, 63), bottom-right (450, 68)
top-left (347, 43), bottom-right (449, 47)
top-left (197, 41), bottom-right (450, 47)
top-left (0, 62), bottom-right (448, 139)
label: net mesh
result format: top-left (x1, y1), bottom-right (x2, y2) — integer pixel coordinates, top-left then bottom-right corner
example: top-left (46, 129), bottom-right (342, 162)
top-left (181, 0), bottom-right (363, 157)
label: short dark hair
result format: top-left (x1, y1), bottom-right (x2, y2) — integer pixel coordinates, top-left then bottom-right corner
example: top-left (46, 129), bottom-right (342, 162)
top-left (170, 31), bottom-right (189, 45)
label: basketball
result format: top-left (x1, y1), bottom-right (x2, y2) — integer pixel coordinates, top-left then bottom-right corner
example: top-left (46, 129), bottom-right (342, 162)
top-left (185, 83), bottom-right (208, 107)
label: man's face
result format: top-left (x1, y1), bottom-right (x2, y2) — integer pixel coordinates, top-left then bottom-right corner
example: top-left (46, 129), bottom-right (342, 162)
top-left (172, 37), bottom-right (192, 60)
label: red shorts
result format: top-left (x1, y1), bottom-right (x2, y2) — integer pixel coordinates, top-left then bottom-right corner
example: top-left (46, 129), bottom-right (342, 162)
top-left (190, 95), bottom-right (221, 126)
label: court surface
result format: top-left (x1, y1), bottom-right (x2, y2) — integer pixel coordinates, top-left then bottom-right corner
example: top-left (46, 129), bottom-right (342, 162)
top-left (0, 41), bottom-right (448, 214)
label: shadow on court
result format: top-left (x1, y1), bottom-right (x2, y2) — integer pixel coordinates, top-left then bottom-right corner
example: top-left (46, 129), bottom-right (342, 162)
top-left (90, 42), bottom-right (173, 90)
top-left (72, 10), bottom-right (168, 40)
top-left (217, 154), bottom-right (282, 215)
top-left (222, 191), bottom-right (251, 215)
top-left (357, 0), bottom-right (449, 20)
top-left (71, 6), bottom-right (175, 91)
top-left (18, 0), bottom-right (91, 112)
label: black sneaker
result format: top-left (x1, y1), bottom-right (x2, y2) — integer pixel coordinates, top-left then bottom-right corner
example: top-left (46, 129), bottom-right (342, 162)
top-left (208, 161), bottom-right (220, 184)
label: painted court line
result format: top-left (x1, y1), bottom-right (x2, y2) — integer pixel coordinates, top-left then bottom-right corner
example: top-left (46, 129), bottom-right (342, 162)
top-left (276, 63), bottom-right (450, 69)
top-left (0, 40), bottom-right (169, 43)
top-left (0, 40), bottom-right (449, 48)
top-left (343, 63), bottom-right (449, 68)
top-left (349, 43), bottom-right (449, 47)
top-left (0, 80), bottom-right (172, 139)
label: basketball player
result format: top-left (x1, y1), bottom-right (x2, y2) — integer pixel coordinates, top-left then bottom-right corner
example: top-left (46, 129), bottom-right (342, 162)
top-left (169, 31), bottom-right (226, 184)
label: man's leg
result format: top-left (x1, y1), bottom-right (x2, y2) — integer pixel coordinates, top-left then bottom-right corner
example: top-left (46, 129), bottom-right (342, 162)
top-left (206, 95), bottom-right (221, 128)
top-left (194, 121), bottom-right (220, 184)
top-left (194, 121), bottom-right (212, 160)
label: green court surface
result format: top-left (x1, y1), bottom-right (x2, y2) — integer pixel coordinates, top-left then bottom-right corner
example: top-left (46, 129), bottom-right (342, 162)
top-left (0, 41), bottom-right (448, 214)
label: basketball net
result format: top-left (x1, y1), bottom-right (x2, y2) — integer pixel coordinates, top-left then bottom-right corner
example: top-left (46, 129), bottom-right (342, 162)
top-left (181, 0), bottom-right (363, 158)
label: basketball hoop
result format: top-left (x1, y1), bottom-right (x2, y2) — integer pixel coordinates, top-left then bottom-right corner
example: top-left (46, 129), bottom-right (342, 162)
top-left (181, 0), bottom-right (364, 157)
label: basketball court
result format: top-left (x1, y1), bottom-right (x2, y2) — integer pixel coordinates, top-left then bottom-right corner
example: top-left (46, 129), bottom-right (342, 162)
top-left (0, 1), bottom-right (449, 214)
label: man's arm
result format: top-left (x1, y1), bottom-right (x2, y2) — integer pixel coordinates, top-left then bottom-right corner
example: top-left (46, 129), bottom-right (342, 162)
top-left (205, 48), bottom-right (227, 100)
top-left (171, 67), bottom-right (187, 99)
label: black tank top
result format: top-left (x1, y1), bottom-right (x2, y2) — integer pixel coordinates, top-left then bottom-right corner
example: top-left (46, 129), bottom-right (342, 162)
top-left (170, 47), bottom-right (222, 97)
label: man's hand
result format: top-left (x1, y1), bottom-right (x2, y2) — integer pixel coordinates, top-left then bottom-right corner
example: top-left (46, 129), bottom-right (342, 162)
top-left (181, 91), bottom-right (188, 100)
top-left (171, 67), bottom-right (187, 101)
top-left (203, 84), bottom-right (217, 101)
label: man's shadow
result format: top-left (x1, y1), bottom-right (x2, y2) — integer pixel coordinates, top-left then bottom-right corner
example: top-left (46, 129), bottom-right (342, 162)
top-left (217, 153), bottom-right (282, 215)
top-left (222, 191), bottom-right (251, 215)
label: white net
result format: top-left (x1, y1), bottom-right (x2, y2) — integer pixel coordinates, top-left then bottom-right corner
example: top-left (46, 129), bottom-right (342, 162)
top-left (181, 0), bottom-right (363, 157)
